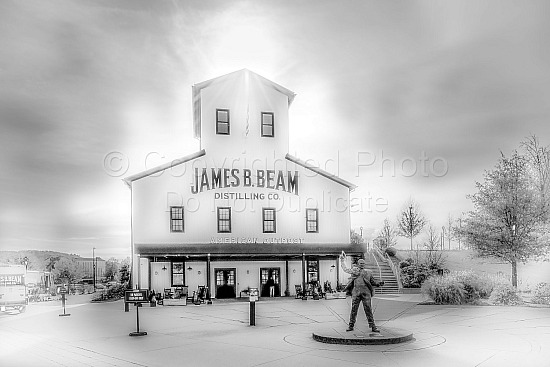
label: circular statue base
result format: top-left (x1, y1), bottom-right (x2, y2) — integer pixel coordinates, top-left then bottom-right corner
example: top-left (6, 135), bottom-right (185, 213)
top-left (313, 327), bottom-right (413, 345)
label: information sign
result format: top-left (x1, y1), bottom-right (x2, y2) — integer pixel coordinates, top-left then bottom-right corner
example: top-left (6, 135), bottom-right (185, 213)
top-left (125, 290), bottom-right (148, 303)
top-left (249, 287), bottom-right (259, 302)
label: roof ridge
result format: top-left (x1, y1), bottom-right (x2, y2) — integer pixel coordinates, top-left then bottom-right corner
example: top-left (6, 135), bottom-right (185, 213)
top-left (285, 153), bottom-right (357, 191)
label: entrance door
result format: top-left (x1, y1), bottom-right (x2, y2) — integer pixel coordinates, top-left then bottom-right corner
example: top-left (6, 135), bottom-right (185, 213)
top-left (260, 268), bottom-right (280, 297)
top-left (215, 268), bottom-right (236, 299)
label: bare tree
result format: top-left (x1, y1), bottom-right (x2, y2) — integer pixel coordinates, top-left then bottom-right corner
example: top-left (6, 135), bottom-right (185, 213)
top-left (377, 218), bottom-right (397, 250)
top-left (397, 199), bottom-right (427, 250)
top-left (446, 214), bottom-right (454, 250)
top-left (423, 224), bottom-right (446, 269)
top-left (452, 215), bottom-right (465, 250)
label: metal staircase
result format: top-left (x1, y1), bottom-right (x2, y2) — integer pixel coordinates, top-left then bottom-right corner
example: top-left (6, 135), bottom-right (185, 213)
top-left (364, 249), bottom-right (401, 295)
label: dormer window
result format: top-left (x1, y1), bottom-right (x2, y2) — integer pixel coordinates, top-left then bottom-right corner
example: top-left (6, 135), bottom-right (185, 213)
top-left (216, 109), bottom-right (230, 135)
top-left (261, 112), bottom-right (274, 137)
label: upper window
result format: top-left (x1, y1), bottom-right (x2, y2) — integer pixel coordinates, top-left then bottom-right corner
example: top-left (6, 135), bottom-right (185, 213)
top-left (261, 112), bottom-right (274, 137)
top-left (216, 109), bottom-right (230, 135)
top-left (263, 208), bottom-right (276, 233)
top-left (306, 209), bottom-right (318, 233)
top-left (217, 207), bottom-right (232, 233)
top-left (170, 206), bottom-right (184, 232)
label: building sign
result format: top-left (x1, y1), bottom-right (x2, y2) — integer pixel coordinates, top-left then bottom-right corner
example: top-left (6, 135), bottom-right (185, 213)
top-left (0, 275), bottom-right (24, 286)
top-left (210, 237), bottom-right (304, 244)
top-left (214, 192), bottom-right (282, 200)
top-left (124, 290), bottom-right (148, 303)
top-left (191, 168), bottom-right (298, 195)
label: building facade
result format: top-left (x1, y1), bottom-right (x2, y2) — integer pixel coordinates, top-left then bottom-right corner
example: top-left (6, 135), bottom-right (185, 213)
top-left (76, 257), bottom-right (105, 280)
top-left (124, 70), bottom-right (364, 298)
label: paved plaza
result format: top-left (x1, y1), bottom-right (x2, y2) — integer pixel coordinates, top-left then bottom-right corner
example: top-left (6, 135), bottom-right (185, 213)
top-left (1, 294), bottom-right (549, 366)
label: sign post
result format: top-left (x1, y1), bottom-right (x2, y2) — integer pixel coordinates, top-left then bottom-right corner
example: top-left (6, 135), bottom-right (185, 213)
top-left (58, 286), bottom-right (70, 317)
top-left (249, 287), bottom-right (258, 326)
top-left (125, 290), bottom-right (148, 336)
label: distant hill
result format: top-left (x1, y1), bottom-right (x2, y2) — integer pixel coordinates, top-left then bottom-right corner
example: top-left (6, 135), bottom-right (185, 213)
top-left (0, 250), bottom-right (82, 271)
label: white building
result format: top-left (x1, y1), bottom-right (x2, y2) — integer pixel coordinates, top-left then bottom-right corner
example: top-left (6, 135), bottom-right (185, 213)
top-left (124, 70), bottom-right (364, 299)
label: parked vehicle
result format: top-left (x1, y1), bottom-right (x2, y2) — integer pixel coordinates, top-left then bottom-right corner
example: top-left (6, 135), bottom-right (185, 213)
top-left (0, 264), bottom-right (27, 313)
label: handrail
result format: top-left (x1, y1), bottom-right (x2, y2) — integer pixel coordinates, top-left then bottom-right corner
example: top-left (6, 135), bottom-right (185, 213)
top-left (384, 252), bottom-right (402, 291)
top-left (369, 249), bottom-right (382, 280)
top-left (373, 246), bottom-right (402, 292)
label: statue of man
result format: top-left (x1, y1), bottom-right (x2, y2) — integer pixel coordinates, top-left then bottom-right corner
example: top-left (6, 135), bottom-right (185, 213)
top-left (340, 252), bottom-right (384, 332)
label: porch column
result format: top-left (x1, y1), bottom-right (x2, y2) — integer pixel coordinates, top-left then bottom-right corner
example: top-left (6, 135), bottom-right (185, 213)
top-left (285, 259), bottom-right (290, 297)
top-left (336, 256), bottom-right (340, 289)
top-left (206, 253), bottom-right (212, 304)
top-left (301, 253), bottom-right (307, 300)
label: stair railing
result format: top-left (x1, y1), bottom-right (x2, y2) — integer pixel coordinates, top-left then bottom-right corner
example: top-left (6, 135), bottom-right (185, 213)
top-left (369, 248), bottom-right (382, 281)
top-left (383, 250), bottom-right (403, 293)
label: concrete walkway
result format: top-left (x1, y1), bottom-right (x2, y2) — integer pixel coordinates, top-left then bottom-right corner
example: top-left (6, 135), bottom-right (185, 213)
top-left (1, 294), bottom-right (549, 366)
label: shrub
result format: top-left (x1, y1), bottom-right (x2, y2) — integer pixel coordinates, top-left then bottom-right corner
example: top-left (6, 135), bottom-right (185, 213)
top-left (452, 271), bottom-right (494, 302)
top-left (385, 247), bottom-right (397, 257)
top-left (422, 276), bottom-right (465, 304)
top-left (91, 283), bottom-right (130, 302)
top-left (489, 284), bottom-right (523, 306)
top-left (399, 260), bottom-right (411, 268)
top-left (531, 282), bottom-right (550, 305)
top-left (400, 263), bottom-right (433, 288)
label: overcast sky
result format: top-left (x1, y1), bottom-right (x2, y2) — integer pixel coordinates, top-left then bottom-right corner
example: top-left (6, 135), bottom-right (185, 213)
top-left (1, 0), bottom-right (549, 259)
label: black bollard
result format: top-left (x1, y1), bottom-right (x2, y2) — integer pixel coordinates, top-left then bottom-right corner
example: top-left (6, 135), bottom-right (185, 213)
top-left (249, 301), bottom-right (256, 326)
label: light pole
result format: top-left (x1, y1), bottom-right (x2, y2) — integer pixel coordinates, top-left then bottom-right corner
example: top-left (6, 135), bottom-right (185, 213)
top-left (92, 247), bottom-right (96, 292)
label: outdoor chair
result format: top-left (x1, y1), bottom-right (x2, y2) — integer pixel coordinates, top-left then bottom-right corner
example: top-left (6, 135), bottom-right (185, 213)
top-left (294, 284), bottom-right (304, 299)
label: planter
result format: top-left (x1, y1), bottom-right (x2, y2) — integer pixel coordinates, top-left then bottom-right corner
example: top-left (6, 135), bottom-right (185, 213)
top-left (401, 288), bottom-right (422, 294)
top-left (163, 298), bottom-right (187, 306)
top-left (325, 292), bottom-right (347, 300)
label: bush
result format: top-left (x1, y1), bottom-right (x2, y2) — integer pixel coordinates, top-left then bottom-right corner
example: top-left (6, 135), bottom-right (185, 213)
top-left (422, 276), bottom-right (465, 304)
top-left (452, 271), bottom-right (494, 302)
top-left (91, 283), bottom-right (130, 302)
top-left (385, 247), bottom-right (397, 257)
top-left (400, 263), bottom-right (433, 288)
top-left (531, 282), bottom-right (550, 305)
top-left (421, 271), bottom-right (509, 305)
top-left (489, 284), bottom-right (523, 306)
top-left (399, 259), bottom-right (411, 268)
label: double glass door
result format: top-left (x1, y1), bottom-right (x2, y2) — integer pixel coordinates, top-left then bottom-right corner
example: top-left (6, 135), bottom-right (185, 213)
top-left (260, 268), bottom-right (280, 297)
top-left (215, 268), bottom-right (236, 299)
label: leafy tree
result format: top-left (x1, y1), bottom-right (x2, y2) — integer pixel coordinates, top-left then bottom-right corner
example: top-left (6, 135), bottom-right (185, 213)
top-left (521, 134), bottom-right (550, 221)
top-left (118, 257), bottom-right (131, 284)
top-left (350, 229), bottom-right (365, 246)
top-left (397, 199), bottom-right (427, 250)
top-left (104, 258), bottom-right (119, 281)
top-left (52, 258), bottom-right (84, 286)
top-left (460, 151), bottom-right (549, 287)
top-left (46, 256), bottom-right (60, 272)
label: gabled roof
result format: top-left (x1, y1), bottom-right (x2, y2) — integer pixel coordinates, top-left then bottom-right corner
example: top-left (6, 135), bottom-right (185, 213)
top-left (123, 150), bottom-right (206, 187)
top-left (192, 69), bottom-right (296, 139)
top-left (285, 154), bottom-right (357, 191)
